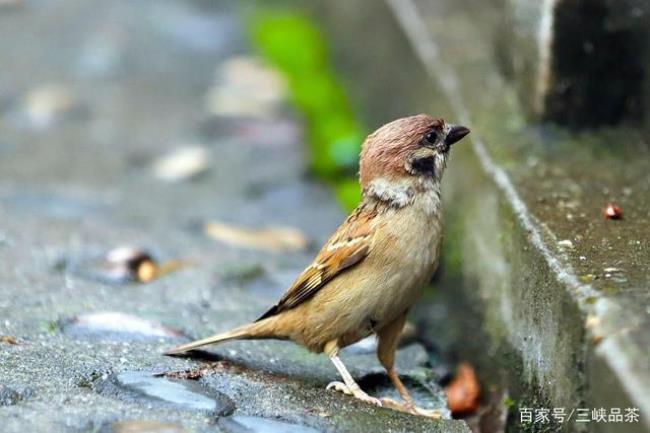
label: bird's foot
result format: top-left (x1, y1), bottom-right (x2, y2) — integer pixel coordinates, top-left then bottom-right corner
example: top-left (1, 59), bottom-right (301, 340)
top-left (410, 406), bottom-right (443, 419)
top-left (326, 381), bottom-right (382, 407)
top-left (380, 398), bottom-right (442, 419)
top-left (326, 381), bottom-right (352, 395)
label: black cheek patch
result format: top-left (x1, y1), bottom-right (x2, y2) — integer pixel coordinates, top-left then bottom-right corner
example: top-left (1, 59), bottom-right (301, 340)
top-left (410, 156), bottom-right (435, 175)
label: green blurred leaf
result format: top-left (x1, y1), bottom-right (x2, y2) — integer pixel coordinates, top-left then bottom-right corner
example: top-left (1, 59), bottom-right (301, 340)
top-left (334, 179), bottom-right (361, 212)
top-left (249, 9), bottom-right (365, 208)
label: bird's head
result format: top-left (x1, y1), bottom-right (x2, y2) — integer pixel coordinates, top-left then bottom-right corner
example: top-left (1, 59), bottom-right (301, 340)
top-left (359, 114), bottom-right (470, 205)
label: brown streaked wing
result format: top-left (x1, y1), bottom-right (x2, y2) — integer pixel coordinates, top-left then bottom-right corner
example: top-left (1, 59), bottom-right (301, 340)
top-left (256, 205), bottom-right (377, 321)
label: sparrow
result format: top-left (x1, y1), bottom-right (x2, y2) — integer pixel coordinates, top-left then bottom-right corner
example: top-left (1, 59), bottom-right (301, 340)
top-left (165, 114), bottom-right (470, 418)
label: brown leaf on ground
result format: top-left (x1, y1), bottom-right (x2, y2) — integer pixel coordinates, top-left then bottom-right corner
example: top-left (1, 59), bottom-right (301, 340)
top-left (0, 336), bottom-right (18, 345)
top-left (445, 362), bottom-right (480, 416)
top-left (151, 259), bottom-right (190, 281)
top-left (154, 361), bottom-right (243, 380)
top-left (204, 221), bottom-right (307, 252)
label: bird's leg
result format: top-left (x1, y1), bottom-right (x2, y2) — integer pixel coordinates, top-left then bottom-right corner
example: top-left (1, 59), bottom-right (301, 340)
top-left (386, 367), bottom-right (441, 419)
top-left (377, 314), bottom-right (442, 419)
top-left (387, 366), bottom-right (415, 407)
top-left (327, 354), bottom-right (383, 407)
top-left (325, 341), bottom-right (382, 407)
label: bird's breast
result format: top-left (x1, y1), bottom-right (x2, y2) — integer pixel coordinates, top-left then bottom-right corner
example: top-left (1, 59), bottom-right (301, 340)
top-left (368, 204), bottom-right (443, 321)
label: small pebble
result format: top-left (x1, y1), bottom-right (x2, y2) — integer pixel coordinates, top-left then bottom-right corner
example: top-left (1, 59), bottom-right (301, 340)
top-left (106, 247), bottom-right (158, 283)
top-left (22, 84), bottom-right (77, 128)
top-left (151, 146), bottom-right (209, 182)
top-left (585, 314), bottom-right (600, 328)
top-left (603, 267), bottom-right (621, 273)
top-left (603, 203), bottom-right (622, 220)
top-left (558, 239), bottom-right (574, 249)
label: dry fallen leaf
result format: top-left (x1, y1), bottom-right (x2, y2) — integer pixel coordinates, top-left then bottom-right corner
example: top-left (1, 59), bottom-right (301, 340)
top-left (204, 221), bottom-right (307, 252)
top-left (0, 336), bottom-right (18, 345)
top-left (154, 259), bottom-right (188, 279)
top-left (445, 362), bottom-right (480, 416)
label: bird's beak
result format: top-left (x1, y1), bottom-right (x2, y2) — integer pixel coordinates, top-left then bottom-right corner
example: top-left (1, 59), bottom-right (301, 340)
top-left (445, 125), bottom-right (470, 146)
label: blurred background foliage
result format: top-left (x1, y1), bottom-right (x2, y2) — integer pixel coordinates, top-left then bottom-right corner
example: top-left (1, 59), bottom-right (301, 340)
top-left (249, 10), bottom-right (365, 211)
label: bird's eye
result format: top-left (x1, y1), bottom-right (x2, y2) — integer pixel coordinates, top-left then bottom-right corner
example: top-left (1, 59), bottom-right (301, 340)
top-left (423, 131), bottom-right (438, 145)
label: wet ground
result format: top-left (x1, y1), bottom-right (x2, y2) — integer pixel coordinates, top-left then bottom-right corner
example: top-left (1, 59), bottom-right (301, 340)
top-left (0, 1), bottom-right (469, 432)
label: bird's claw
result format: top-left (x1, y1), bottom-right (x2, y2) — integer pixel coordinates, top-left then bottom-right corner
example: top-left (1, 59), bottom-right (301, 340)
top-left (379, 397), bottom-right (404, 410)
top-left (326, 381), bottom-right (352, 395)
top-left (411, 407), bottom-right (443, 419)
top-left (326, 383), bottom-right (441, 418)
top-left (380, 398), bottom-right (443, 419)
top-left (326, 381), bottom-right (382, 407)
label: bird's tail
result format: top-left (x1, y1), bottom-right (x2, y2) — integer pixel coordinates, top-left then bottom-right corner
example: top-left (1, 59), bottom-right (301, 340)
top-left (164, 318), bottom-right (278, 355)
